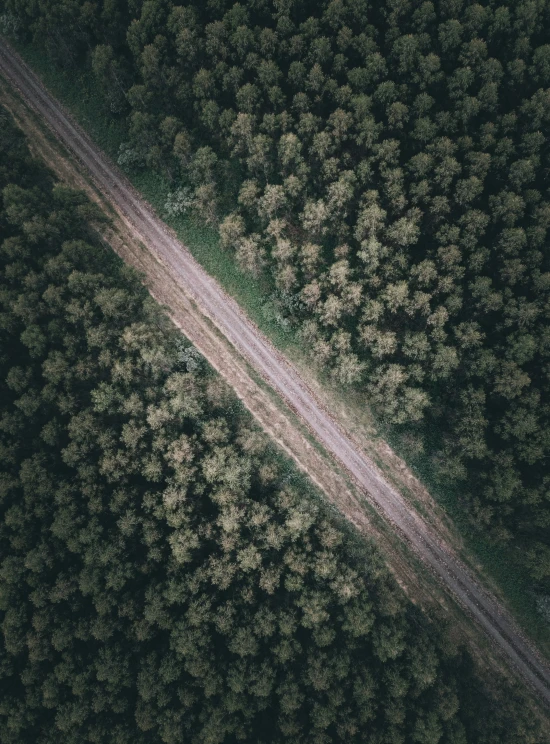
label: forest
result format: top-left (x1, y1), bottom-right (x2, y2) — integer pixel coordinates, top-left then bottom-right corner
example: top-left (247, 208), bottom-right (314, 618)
top-left (2, 0), bottom-right (548, 586)
top-left (0, 105), bottom-right (545, 742)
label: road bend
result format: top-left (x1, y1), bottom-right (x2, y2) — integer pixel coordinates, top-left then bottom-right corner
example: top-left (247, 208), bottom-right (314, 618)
top-left (1, 38), bottom-right (549, 705)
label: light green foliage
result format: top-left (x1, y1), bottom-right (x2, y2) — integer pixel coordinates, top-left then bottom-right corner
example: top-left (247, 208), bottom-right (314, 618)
top-left (8, 0), bottom-right (550, 637)
top-left (0, 107), bottom-right (542, 744)
top-left (10, 0), bottom-right (547, 577)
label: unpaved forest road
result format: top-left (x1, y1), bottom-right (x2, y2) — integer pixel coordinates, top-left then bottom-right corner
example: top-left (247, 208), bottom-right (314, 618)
top-left (2, 39), bottom-right (550, 706)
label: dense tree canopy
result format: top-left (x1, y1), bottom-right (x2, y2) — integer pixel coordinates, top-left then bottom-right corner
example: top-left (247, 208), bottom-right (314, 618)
top-left (4, 0), bottom-right (549, 580)
top-left (0, 107), bottom-right (543, 743)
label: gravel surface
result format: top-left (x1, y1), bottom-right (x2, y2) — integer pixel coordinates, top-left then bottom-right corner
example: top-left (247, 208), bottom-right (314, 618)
top-left (2, 37), bottom-right (549, 705)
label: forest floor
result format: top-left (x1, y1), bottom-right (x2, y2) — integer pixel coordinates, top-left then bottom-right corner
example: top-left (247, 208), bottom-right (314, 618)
top-left (1, 39), bottom-right (550, 720)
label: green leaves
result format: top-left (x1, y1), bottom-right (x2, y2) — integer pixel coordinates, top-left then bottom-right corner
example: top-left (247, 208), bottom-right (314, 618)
top-left (4, 0), bottom-right (550, 729)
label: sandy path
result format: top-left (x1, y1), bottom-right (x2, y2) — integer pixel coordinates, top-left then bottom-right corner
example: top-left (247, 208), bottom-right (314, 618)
top-left (1, 38), bottom-right (549, 705)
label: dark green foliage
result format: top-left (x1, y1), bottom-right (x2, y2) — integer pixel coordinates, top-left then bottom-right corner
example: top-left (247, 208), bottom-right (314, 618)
top-left (6, 0), bottom-right (549, 582)
top-left (0, 108), bottom-right (543, 743)
top-left (4, 0), bottom-right (550, 582)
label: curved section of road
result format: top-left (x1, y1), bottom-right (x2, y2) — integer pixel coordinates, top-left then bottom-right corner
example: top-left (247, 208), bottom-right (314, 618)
top-left (2, 38), bottom-right (549, 705)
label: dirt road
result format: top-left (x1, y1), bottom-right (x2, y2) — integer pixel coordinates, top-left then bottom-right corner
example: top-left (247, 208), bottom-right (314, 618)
top-left (2, 38), bottom-right (549, 705)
